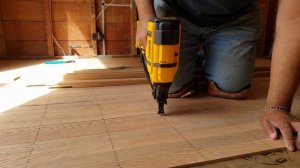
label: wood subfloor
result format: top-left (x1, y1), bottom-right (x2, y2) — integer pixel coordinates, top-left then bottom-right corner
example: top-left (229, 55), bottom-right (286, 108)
top-left (0, 77), bottom-right (299, 168)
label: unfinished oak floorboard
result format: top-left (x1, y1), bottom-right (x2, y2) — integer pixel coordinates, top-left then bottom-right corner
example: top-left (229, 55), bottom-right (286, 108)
top-left (1, 77), bottom-right (299, 167)
top-left (0, 143), bottom-right (33, 168)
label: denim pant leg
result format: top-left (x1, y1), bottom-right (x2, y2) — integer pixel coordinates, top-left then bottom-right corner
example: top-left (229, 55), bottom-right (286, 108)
top-left (203, 4), bottom-right (261, 93)
top-left (154, 0), bottom-right (201, 93)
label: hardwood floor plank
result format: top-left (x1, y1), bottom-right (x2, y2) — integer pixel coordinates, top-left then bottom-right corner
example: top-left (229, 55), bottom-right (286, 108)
top-left (42, 103), bottom-right (102, 125)
top-left (101, 100), bottom-right (156, 119)
top-left (0, 143), bottom-right (33, 168)
top-left (105, 114), bottom-right (166, 133)
top-left (37, 120), bottom-right (106, 141)
top-left (0, 127), bottom-right (38, 146)
top-left (28, 134), bottom-right (118, 168)
top-left (0, 109), bottom-right (44, 130)
top-left (116, 141), bottom-right (205, 168)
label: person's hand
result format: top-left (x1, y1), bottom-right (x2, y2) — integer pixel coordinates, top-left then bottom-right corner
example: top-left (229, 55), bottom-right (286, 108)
top-left (136, 20), bottom-right (149, 50)
top-left (261, 111), bottom-right (300, 151)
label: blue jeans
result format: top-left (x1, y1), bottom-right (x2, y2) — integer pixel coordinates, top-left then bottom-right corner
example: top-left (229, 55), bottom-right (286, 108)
top-left (154, 0), bottom-right (261, 93)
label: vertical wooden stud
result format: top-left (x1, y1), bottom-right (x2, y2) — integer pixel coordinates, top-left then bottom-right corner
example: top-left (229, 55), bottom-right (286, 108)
top-left (90, 0), bottom-right (97, 56)
top-left (44, 0), bottom-right (54, 57)
top-left (130, 0), bottom-right (137, 56)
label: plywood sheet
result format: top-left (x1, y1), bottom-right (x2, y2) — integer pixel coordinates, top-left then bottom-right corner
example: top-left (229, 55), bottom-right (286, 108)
top-left (53, 40), bottom-right (94, 56)
top-left (5, 41), bottom-right (48, 57)
top-left (3, 21), bottom-right (46, 41)
top-left (105, 22), bottom-right (131, 41)
top-left (53, 21), bottom-right (91, 40)
top-left (0, 0), bottom-right (44, 21)
top-left (50, 0), bottom-right (97, 56)
top-left (98, 40), bottom-right (131, 55)
top-left (52, 1), bottom-right (91, 22)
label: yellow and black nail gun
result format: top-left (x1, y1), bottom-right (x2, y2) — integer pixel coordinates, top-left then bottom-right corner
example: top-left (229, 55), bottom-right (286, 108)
top-left (137, 17), bottom-right (180, 115)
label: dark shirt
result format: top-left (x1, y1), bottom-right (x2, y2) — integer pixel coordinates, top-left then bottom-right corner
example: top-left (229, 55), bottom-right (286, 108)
top-left (163, 0), bottom-right (255, 26)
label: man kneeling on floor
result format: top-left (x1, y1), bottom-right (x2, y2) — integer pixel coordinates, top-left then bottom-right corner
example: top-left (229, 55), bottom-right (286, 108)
top-left (135, 0), bottom-right (300, 151)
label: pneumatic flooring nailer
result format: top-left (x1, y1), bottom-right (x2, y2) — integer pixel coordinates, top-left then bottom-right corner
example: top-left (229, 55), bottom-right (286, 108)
top-left (137, 18), bottom-right (180, 115)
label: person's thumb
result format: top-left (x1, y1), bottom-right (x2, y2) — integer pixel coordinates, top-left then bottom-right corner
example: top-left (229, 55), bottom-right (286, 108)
top-left (261, 118), bottom-right (278, 139)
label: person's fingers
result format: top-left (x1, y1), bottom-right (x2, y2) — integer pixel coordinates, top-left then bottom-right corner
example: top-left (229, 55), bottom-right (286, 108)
top-left (139, 39), bottom-right (146, 50)
top-left (291, 121), bottom-right (300, 149)
top-left (136, 22), bottom-right (148, 50)
top-left (261, 118), bottom-right (278, 139)
top-left (278, 122), bottom-right (295, 151)
top-left (296, 129), bottom-right (300, 150)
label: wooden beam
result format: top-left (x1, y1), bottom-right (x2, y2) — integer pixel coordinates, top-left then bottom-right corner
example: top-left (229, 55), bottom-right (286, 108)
top-left (0, 2), bottom-right (6, 57)
top-left (130, 0), bottom-right (137, 56)
top-left (44, 0), bottom-right (55, 57)
top-left (90, 0), bottom-right (97, 56)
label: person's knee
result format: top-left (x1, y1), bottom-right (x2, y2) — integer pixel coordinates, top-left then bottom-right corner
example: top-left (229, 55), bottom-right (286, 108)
top-left (212, 76), bottom-right (251, 93)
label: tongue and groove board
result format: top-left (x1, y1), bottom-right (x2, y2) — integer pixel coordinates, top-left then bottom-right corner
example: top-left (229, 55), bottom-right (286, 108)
top-left (1, 77), bottom-right (299, 167)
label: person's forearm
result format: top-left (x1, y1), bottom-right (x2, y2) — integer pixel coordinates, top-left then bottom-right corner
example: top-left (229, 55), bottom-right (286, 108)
top-left (266, 0), bottom-right (300, 109)
top-left (135, 0), bottom-right (155, 21)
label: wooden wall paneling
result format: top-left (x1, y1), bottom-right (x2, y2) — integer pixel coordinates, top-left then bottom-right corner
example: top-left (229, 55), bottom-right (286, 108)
top-left (3, 21), bottom-right (46, 41)
top-left (0, 0), bottom-right (48, 58)
top-left (53, 40), bottom-right (95, 56)
top-left (1, 0), bottom-right (44, 21)
top-left (5, 41), bottom-right (48, 57)
top-left (105, 22), bottom-right (131, 40)
top-left (0, 2), bottom-right (5, 57)
top-left (44, 0), bottom-right (54, 57)
top-left (106, 0), bottom-right (130, 4)
top-left (96, 0), bottom-right (133, 55)
top-left (52, 0), bottom-right (95, 56)
top-left (98, 40), bottom-right (131, 55)
top-left (53, 22), bottom-right (91, 40)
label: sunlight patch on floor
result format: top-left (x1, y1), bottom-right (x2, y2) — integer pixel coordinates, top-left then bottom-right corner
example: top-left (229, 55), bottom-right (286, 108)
top-left (0, 58), bottom-right (107, 112)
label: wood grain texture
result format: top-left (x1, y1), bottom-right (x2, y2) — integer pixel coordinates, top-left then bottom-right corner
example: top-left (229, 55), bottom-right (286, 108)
top-left (0, 109), bottom-right (45, 130)
top-left (0, 127), bottom-right (38, 146)
top-left (0, 1), bottom-right (5, 57)
top-left (51, 0), bottom-right (96, 56)
top-left (5, 41), bottom-right (48, 57)
top-left (0, 58), bottom-right (297, 167)
top-left (44, 0), bottom-right (54, 56)
top-left (53, 22), bottom-right (91, 40)
top-left (37, 120), bottom-right (106, 141)
top-left (0, 143), bottom-right (33, 168)
top-left (0, 0), bottom-right (44, 21)
top-left (98, 40), bottom-right (131, 55)
top-left (52, 1), bottom-right (91, 22)
top-left (3, 21), bottom-right (46, 41)
top-left (28, 135), bottom-right (118, 168)
top-left (42, 103), bottom-right (102, 125)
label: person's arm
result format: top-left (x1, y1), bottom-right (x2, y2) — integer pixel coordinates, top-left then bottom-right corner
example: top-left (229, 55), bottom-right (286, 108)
top-left (135, 0), bottom-right (156, 48)
top-left (261, 0), bottom-right (300, 151)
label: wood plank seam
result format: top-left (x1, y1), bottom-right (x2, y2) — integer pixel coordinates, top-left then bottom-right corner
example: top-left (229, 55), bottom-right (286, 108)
top-left (161, 114), bottom-right (208, 160)
top-left (99, 104), bottom-right (122, 167)
top-left (25, 107), bottom-right (48, 167)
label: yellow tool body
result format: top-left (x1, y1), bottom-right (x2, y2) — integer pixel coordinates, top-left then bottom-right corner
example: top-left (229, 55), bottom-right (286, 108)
top-left (138, 17), bottom-right (180, 114)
